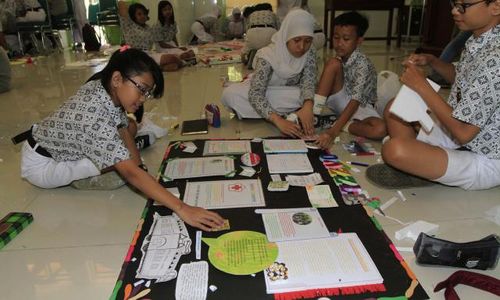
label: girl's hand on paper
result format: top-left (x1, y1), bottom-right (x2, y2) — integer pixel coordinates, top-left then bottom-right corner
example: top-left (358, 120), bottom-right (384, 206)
top-left (315, 131), bottom-right (337, 149)
top-left (177, 204), bottom-right (225, 231)
top-left (272, 115), bottom-right (304, 138)
top-left (295, 103), bottom-right (314, 136)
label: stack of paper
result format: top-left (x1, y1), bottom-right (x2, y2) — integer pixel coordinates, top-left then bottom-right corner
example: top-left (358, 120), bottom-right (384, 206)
top-left (263, 139), bottom-right (308, 153)
top-left (265, 233), bottom-right (383, 294)
top-left (203, 140), bottom-right (252, 156)
top-left (267, 154), bottom-right (313, 174)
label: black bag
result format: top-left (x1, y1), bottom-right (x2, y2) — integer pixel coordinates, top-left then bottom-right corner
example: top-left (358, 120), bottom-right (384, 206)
top-left (82, 24), bottom-right (101, 51)
top-left (413, 233), bottom-right (500, 270)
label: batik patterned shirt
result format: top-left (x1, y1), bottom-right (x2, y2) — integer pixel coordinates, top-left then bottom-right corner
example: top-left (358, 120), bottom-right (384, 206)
top-left (448, 25), bottom-right (500, 159)
top-left (245, 10), bottom-right (279, 31)
top-left (342, 48), bottom-right (377, 106)
top-left (119, 15), bottom-right (156, 50)
top-left (152, 22), bottom-right (177, 43)
top-left (249, 49), bottom-right (316, 118)
top-left (32, 80), bottom-right (130, 170)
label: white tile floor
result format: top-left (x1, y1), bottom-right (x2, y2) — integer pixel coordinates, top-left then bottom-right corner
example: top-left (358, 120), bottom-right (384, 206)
top-left (0, 42), bottom-right (498, 300)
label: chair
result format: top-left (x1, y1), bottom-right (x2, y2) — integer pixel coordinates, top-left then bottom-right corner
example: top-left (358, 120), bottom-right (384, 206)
top-left (96, 0), bottom-right (120, 26)
top-left (96, 0), bottom-right (121, 44)
top-left (16, 0), bottom-right (53, 55)
top-left (88, 3), bottom-right (99, 25)
top-left (50, 0), bottom-right (77, 48)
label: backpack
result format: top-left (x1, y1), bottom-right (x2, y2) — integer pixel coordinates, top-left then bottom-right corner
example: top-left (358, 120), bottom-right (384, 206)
top-left (82, 24), bottom-right (101, 51)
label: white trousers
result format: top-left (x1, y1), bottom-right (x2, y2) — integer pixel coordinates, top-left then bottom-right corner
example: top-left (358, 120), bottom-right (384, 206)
top-left (417, 125), bottom-right (500, 190)
top-left (21, 141), bottom-right (100, 188)
top-left (221, 78), bottom-right (303, 119)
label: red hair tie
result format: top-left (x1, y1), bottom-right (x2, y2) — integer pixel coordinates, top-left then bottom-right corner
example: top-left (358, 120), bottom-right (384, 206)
top-left (120, 45), bottom-right (131, 52)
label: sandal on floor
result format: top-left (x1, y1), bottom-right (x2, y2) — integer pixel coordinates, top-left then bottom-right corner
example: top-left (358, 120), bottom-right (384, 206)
top-left (366, 163), bottom-right (435, 189)
top-left (71, 171), bottom-right (126, 190)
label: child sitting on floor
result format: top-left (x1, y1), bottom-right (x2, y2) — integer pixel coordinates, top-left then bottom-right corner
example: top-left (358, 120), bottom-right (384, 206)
top-left (313, 11), bottom-right (386, 149)
top-left (221, 9), bottom-right (317, 138)
top-left (380, 1), bottom-right (500, 190)
top-left (117, 1), bottom-right (190, 72)
top-left (20, 48), bottom-right (224, 230)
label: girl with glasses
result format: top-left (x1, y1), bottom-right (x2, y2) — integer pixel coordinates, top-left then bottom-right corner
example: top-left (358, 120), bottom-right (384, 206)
top-left (20, 48), bottom-right (225, 231)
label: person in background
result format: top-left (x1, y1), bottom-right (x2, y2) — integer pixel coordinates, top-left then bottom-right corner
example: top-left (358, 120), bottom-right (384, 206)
top-left (153, 1), bottom-right (195, 63)
top-left (117, 1), bottom-right (185, 72)
top-left (277, 0), bottom-right (325, 49)
top-left (221, 9), bottom-right (317, 137)
top-left (154, 0), bottom-right (178, 47)
top-left (225, 7), bottom-right (244, 39)
top-left (241, 3), bottom-right (279, 65)
top-left (190, 4), bottom-right (221, 44)
top-left (0, 45), bottom-right (11, 93)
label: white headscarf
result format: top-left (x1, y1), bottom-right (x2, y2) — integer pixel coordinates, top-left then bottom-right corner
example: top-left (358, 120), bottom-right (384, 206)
top-left (253, 9), bottom-right (315, 82)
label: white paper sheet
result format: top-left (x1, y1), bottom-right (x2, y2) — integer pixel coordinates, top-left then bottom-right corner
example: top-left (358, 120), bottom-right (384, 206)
top-left (136, 213), bottom-right (191, 282)
top-left (265, 233), bottom-right (383, 294)
top-left (203, 140), bottom-right (252, 156)
top-left (267, 154), bottom-right (313, 174)
top-left (183, 179), bottom-right (266, 209)
top-left (263, 139), bottom-right (308, 153)
top-left (255, 207), bottom-right (330, 242)
top-left (175, 261), bottom-right (209, 300)
top-left (389, 79), bottom-right (440, 132)
top-left (163, 156), bottom-right (234, 179)
top-left (285, 173), bottom-right (324, 187)
top-left (306, 185), bottom-right (338, 208)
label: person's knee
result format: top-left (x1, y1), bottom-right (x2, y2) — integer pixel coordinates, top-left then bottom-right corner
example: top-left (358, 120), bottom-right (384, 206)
top-left (381, 138), bottom-right (409, 166)
top-left (383, 98), bottom-right (395, 120)
top-left (325, 57), bottom-right (342, 71)
top-left (369, 118), bottom-right (387, 139)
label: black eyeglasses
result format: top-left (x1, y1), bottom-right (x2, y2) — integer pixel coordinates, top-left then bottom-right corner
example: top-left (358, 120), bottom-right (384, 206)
top-left (449, 0), bottom-right (488, 14)
top-left (125, 76), bottom-right (154, 100)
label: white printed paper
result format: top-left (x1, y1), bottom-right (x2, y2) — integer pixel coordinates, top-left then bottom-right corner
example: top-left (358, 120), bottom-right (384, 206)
top-left (164, 156), bottom-right (234, 179)
top-left (240, 166), bottom-right (256, 177)
top-left (175, 261), bottom-right (208, 300)
top-left (285, 173), bottom-right (324, 187)
top-left (306, 185), bottom-right (338, 208)
top-left (390, 79), bottom-right (440, 132)
top-left (184, 179), bottom-right (266, 209)
top-left (265, 233), bottom-right (383, 294)
top-left (263, 139), bottom-right (308, 153)
top-left (136, 213), bottom-right (191, 282)
top-left (203, 140), bottom-right (252, 156)
top-left (256, 207), bottom-right (330, 242)
top-left (267, 154), bottom-right (313, 174)
top-left (182, 142), bottom-right (197, 153)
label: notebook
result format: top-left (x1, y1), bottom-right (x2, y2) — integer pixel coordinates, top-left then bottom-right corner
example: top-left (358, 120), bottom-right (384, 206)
top-left (181, 119), bottom-right (209, 136)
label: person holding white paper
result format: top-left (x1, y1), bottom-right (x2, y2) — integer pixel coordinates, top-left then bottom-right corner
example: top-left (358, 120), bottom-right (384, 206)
top-left (381, 1), bottom-right (500, 190)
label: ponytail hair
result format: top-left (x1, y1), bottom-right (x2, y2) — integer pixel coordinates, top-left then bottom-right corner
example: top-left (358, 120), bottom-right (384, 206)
top-left (88, 48), bottom-right (164, 98)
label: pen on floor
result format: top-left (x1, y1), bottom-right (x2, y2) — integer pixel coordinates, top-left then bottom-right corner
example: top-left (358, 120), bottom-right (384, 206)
top-left (346, 161), bottom-right (370, 167)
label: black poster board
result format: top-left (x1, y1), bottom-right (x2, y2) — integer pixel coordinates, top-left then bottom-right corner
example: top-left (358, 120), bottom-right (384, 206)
top-left (111, 139), bottom-right (429, 300)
